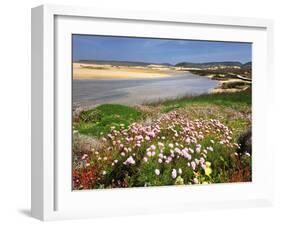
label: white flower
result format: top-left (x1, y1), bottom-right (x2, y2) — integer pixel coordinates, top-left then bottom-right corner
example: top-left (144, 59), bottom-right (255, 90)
top-left (178, 168), bottom-right (182, 175)
top-left (102, 170), bottom-right (107, 175)
top-left (172, 169), bottom-right (177, 179)
top-left (158, 158), bottom-right (163, 163)
top-left (145, 136), bottom-right (150, 141)
top-left (158, 142), bottom-right (164, 149)
top-left (155, 169), bottom-right (160, 176)
top-left (143, 157), bottom-right (148, 162)
top-left (168, 143), bottom-right (174, 148)
top-left (174, 147), bottom-right (181, 154)
top-left (193, 178), bottom-right (199, 184)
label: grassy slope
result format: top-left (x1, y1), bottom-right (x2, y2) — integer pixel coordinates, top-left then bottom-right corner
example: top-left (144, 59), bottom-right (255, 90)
top-left (76, 104), bottom-right (143, 137)
top-left (73, 90), bottom-right (252, 188)
top-left (75, 90), bottom-right (251, 142)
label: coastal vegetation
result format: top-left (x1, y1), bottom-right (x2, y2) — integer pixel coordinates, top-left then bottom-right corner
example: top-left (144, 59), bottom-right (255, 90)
top-left (72, 90), bottom-right (251, 190)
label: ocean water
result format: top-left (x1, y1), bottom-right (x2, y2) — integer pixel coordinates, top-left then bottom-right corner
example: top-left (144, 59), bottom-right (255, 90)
top-left (73, 72), bottom-right (219, 108)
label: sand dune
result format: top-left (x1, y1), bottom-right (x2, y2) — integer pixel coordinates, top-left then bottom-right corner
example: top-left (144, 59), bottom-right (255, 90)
top-left (73, 63), bottom-right (175, 79)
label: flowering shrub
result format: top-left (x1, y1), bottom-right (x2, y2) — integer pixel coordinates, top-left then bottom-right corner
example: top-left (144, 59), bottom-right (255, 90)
top-left (73, 110), bottom-right (251, 189)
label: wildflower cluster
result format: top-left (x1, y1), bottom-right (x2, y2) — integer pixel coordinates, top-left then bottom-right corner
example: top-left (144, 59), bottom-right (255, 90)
top-left (73, 111), bottom-right (249, 189)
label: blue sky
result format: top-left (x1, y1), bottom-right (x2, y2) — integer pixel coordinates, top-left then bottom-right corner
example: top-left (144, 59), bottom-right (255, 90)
top-left (72, 35), bottom-right (252, 64)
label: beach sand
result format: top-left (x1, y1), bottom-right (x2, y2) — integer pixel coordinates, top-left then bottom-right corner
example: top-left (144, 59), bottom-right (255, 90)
top-left (211, 79), bottom-right (251, 93)
top-left (73, 63), bottom-right (174, 80)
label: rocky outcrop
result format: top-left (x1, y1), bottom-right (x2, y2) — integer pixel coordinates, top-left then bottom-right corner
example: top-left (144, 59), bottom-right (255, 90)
top-left (237, 127), bottom-right (252, 155)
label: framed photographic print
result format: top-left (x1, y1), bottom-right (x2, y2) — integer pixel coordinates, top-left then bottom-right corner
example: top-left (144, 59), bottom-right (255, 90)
top-left (31, 4), bottom-right (274, 221)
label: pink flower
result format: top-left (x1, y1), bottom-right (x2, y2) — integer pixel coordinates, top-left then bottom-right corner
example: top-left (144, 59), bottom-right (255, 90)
top-left (136, 135), bottom-right (143, 140)
top-left (81, 154), bottom-right (88, 160)
top-left (147, 131), bottom-right (155, 137)
top-left (185, 137), bottom-right (191, 144)
top-left (123, 156), bottom-right (135, 165)
top-left (191, 161), bottom-right (196, 170)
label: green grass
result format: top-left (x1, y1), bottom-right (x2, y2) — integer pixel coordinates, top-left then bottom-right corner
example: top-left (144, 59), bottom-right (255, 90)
top-left (75, 104), bottom-right (143, 137)
top-left (154, 91), bottom-right (251, 113)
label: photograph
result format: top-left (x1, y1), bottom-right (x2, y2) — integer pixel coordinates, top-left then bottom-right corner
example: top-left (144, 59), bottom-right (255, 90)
top-left (72, 34), bottom-right (252, 190)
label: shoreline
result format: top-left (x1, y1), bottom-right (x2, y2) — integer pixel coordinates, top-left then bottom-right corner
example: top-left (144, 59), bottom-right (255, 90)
top-left (211, 78), bottom-right (251, 93)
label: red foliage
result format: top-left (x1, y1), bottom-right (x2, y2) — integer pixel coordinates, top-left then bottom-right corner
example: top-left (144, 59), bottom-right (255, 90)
top-left (72, 165), bottom-right (97, 189)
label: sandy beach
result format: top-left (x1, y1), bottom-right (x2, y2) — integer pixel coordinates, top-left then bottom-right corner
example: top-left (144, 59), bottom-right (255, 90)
top-left (211, 78), bottom-right (251, 93)
top-left (73, 63), bottom-right (176, 80)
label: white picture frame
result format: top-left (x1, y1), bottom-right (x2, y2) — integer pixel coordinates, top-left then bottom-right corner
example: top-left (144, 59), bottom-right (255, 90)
top-left (31, 4), bottom-right (274, 221)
